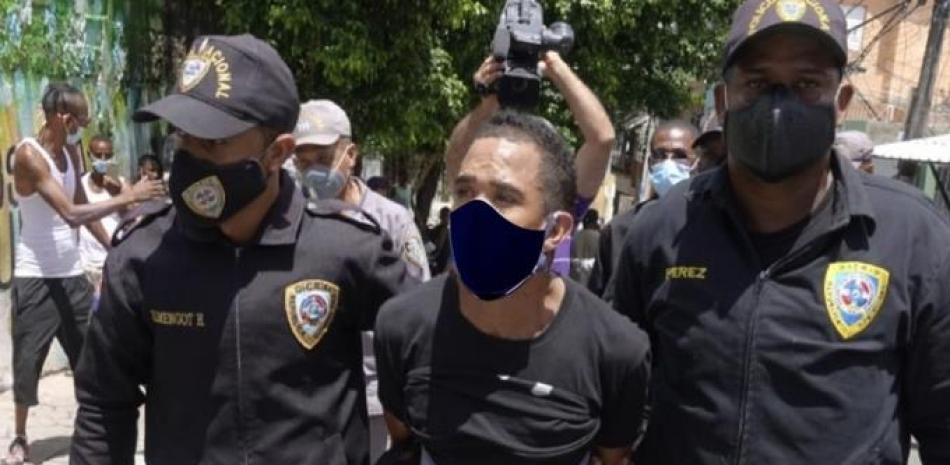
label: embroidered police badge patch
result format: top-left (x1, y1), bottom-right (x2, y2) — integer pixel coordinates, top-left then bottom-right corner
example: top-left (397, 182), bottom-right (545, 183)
top-left (180, 39), bottom-right (212, 92)
top-left (823, 261), bottom-right (890, 340)
top-left (284, 279), bottom-right (340, 350)
top-left (776, 0), bottom-right (807, 22)
top-left (182, 176), bottom-right (226, 219)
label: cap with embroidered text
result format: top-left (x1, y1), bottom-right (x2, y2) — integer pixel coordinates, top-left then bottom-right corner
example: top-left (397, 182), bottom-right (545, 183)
top-left (723, 0), bottom-right (848, 73)
top-left (134, 34), bottom-right (300, 140)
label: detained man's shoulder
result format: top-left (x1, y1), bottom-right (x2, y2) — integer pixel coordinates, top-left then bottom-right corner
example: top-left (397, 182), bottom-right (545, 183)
top-left (376, 274), bottom-right (450, 333)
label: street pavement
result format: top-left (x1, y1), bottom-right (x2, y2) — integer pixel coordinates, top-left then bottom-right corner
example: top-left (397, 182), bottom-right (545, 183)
top-left (0, 372), bottom-right (925, 465)
top-left (0, 372), bottom-right (144, 465)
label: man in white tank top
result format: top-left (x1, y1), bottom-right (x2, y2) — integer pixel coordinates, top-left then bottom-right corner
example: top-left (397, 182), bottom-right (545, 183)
top-left (6, 83), bottom-right (164, 465)
top-left (79, 135), bottom-right (130, 297)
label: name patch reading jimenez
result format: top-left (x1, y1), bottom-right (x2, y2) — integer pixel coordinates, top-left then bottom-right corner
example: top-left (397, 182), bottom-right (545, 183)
top-left (151, 310), bottom-right (205, 328)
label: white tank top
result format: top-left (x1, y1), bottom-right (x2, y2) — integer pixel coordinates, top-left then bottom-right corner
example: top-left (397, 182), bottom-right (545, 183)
top-left (79, 173), bottom-right (122, 272)
top-left (13, 138), bottom-right (83, 278)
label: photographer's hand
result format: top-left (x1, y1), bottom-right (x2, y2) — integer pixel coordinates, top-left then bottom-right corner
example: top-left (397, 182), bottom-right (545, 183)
top-left (445, 56), bottom-right (503, 187)
top-left (541, 51), bottom-right (615, 200)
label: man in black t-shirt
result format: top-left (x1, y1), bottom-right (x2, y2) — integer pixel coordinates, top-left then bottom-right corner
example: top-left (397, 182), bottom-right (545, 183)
top-left (375, 110), bottom-right (651, 465)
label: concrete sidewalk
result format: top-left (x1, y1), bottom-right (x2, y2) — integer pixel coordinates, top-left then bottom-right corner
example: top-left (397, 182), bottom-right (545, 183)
top-left (0, 372), bottom-right (144, 465)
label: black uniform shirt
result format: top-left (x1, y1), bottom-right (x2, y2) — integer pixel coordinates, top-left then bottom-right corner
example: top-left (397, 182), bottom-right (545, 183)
top-left (613, 153), bottom-right (950, 465)
top-left (71, 172), bottom-right (416, 465)
top-left (375, 274), bottom-right (651, 465)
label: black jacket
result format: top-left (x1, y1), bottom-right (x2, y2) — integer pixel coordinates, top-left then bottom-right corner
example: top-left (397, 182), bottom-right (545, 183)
top-left (71, 173), bottom-right (416, 465)
top-left (613, 154), bottom-right (950, 464)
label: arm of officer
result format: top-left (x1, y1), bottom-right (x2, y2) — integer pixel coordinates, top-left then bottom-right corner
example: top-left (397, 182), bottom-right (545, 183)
top-left (610, 230), bottom-right (647, 325)
top-left (542, 51), bottom-right (615, 200)
top-left (907, 250), bottom-right (950, 463)
top-left (587, 221), bottom-right (614, 296)
top-left (353, 230), bottom-right (416, 331)
top-left (395, 212), bottom-right (432, 282)
top-left (71, 250), bottom-right (151, 464)
top-left (15, 144), bottom-right (164, 228)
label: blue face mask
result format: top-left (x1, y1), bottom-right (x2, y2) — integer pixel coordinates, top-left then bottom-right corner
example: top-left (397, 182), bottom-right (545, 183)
top-left (303, 167), bottom-right (347, 200)
top-left (450, 199), bottom-right (552, 301)
top-left (92, 159), bottom-right (113, 175)
top-left (649, 159), bottom-right (692, 197)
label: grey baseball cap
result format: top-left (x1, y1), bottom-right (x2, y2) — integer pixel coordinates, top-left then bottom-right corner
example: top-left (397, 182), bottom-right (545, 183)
top-left (293, 100), bottom-right (352, 147)
top-left (835, 130), bottom-right (874, 165)
top-left (723, 0), bottom-right (848, 72)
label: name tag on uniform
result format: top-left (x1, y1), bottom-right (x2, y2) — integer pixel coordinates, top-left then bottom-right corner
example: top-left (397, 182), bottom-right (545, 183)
top-left (150, 310), bottom-right (205, 328)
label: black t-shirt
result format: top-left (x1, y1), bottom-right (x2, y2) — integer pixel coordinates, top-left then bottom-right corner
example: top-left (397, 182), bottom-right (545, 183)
top-left (749, 186), bottom-right (835, 269)
top-left (375, 274), bottom-right (651, 465)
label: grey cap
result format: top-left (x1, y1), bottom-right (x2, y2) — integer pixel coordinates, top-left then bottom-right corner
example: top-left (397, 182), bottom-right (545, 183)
top-left (835, 130), bottom-right (874, 163)
top-left (293, 100), bottom-right (352, 147)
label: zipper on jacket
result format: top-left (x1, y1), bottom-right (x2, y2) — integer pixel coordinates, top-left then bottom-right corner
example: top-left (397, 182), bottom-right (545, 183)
top-left (733, 268), bottom-right (768, 465)
top-left (233, 247), bottom-right (250, 465)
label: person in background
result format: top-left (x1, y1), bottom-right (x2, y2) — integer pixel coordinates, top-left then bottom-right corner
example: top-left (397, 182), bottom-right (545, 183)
top-left (367, 176), bottom-right (392, 197)
top-left (570, 208), bottom-right (600, 284)
top-left (292, 99), bottom-right (430, 463)
top-left (8, 83), bottom-right (162, 465)
top-left (835, 130), bottom-right (875, 174)
top-left (446, 52), bottom-right (615, 278)
top-left (427, 206), bottom-right (452, 276)
top-left (692, 117), bottom-right (726, 173)
top-left (587, 120), bottom-right (697, 298)
top-left (79, 134), bottom-right (130, 297)
top-left (136, 153), bottom-right (164, 182)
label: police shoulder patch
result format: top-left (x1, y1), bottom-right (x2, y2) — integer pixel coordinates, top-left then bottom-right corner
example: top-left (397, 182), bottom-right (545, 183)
top-left (823, 261), bottom-right (890, 340)
top-left (284, 279), bottom-right (340, 350)
top-left (111, 202), bottom-right (173, 247)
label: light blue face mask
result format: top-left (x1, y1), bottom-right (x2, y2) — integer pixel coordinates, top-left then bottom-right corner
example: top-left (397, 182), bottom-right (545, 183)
top-left (649, 159), bottom-right (692, 197)
top-left (92, 159), bottom-right (114, 175)
top-left (303, 167), bottom-right (347, 200)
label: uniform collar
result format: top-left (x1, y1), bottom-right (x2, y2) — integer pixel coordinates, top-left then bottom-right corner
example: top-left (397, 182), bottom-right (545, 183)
top-left (697, 151), bottom-right (876, 232)
top-left (176, 169), bottom-right (305, 246)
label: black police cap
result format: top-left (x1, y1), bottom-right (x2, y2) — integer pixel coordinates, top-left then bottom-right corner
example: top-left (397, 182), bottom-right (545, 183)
top-left (134, 34), bottom-right (300, 140)
top-left (723, 0), bottom-right (848, 73)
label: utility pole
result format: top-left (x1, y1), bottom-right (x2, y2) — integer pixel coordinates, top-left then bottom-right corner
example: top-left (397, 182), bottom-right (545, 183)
top-left (904, 0), bottom-right (950, 140)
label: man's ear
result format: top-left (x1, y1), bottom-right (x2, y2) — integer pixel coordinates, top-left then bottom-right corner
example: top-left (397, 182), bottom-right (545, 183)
top-left (543, 212), bottom-right (574, 254)
top-left (264, 134), bottom-right (295, 175)
top-left (835, 83), bottom-right (854, 122)
top-left (714, 82), bottom-right (727, 127)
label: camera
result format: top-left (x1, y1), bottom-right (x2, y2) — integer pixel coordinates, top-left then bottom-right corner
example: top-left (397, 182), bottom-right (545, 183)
top-left (491, 0), bottom-right (574, 108)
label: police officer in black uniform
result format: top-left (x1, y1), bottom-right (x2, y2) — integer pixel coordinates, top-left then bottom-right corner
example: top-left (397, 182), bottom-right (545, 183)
top-left (70, 34), bottom-right (414, 465)
top-left (612, 0), bottom-right (950, 464)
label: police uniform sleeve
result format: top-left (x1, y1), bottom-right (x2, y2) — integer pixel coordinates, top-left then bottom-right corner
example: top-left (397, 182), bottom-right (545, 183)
top-left (906, 248), bottom-right (950, 463)
top-left (352, 229), bottom-right (417, 331)
top-left (71, 248), bottom-right (151, 464)
top-left (587, 221), bottom-right (614, 296)
top-left (394, 212), bottom-right (431, 282)
top-left (610, 230), bottom-right (648, 327)
top-left (595, 324), bottom-right (651, 448)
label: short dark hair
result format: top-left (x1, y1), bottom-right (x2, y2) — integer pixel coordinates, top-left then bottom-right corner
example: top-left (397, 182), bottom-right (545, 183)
top-left (474, 109), bottom-right (576, 214)
top-left (653, 119), bottom-right (699, 147)
top-left (582, 209), bottom-right (599, 229)
top-left (41, 83), bottom-right (85, 116)
top-left (90, 134), bottom-right (112, 146)
top-left (138, 153), bottom-right (164, 177)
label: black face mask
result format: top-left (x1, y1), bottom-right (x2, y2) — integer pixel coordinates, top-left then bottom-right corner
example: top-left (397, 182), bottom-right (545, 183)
top-left (725, 85), bottom-right (837, 183)
top-left (168, 149), bottom-right (268, 229)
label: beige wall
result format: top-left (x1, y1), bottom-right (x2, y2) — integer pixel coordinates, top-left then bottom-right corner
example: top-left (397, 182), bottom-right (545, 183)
top-left (844, 0), bottom-right (950, 130)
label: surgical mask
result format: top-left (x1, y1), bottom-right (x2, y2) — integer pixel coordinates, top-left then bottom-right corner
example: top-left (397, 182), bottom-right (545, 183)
top-left (92, 159), bottom-right (114, 175)
top-left (303, 167), bottom-right (347, 200)
top-left (168, 149), bottom-right (268, 229)
top-left (725, 85), bottom-right (837, 183)
top-left (450, 199), bottom-right (561, 301)
top-left (649, 159), bottom-right (692, 196)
